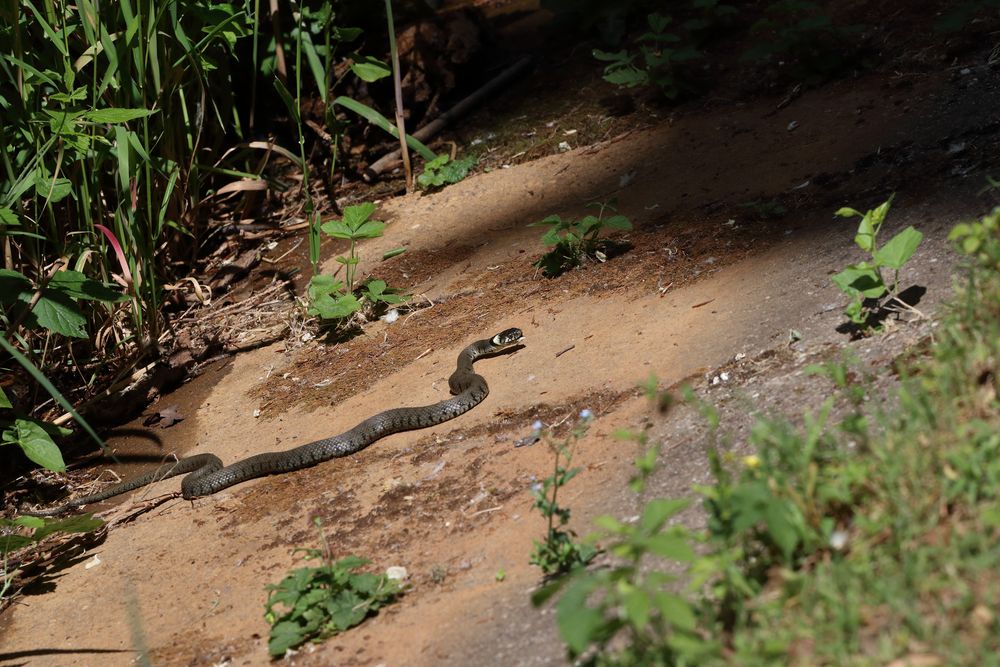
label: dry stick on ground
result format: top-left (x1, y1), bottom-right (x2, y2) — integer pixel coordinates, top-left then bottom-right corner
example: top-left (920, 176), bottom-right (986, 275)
top-left (364, 56), bottom-right (534, 181)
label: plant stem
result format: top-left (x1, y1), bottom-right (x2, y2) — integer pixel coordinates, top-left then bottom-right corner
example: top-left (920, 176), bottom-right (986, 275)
top-left (384, 0), bottom-right (413, 192)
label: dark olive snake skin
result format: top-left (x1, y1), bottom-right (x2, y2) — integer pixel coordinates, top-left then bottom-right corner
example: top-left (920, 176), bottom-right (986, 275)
top-left (31, 328), bottom-right (524, 515)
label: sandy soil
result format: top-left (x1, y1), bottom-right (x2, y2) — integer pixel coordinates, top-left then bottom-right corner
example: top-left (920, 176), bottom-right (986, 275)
top-left (2, 33), bottom-right (1000, 667)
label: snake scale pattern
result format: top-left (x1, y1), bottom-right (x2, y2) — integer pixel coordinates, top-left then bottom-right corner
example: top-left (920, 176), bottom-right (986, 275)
top-left (33, 328), bottom-right (524, 515)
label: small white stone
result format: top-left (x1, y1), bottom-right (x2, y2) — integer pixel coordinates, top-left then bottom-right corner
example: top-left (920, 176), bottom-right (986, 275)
top-left (386, 566), bottom-right (408, 581)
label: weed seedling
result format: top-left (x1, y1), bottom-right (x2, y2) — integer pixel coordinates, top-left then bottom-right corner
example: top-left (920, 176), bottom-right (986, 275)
top-left (264, 518), bottom-right (401, 657)
top-left (593, 12), bottom-right (701, 98)
top-left (831, 196), bottom-right (924, 330)
top-left (417, 155), bottom-right (476, 190)
top-left (305, 202), bottom-right (408, 323)
top-left (529, 411), bottom-right (598, 577)
top-left (530, 201), bottom-right (632, 278)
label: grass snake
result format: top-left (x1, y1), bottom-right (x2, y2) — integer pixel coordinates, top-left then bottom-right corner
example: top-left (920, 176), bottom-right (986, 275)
top-left (31, 328), bottom-right (524, 515)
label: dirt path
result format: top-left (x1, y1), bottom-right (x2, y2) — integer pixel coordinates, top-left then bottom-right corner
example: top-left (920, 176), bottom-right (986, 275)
top-left (2, 61), bottom-right (998, 666)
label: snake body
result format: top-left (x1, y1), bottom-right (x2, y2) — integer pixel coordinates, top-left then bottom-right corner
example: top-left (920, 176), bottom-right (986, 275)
top-left (33, 328), bottom-right (523, 515)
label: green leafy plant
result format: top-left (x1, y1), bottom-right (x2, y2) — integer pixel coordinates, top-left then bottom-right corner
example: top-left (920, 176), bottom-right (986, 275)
top-left (529, 411), bottom-right (598, 577)
top-left (742, 1), bottom-right (861, 81)
top-left (537, 455), bottom-right (709, 663)
top-left (831, 196), bottom-right (924, 328)
top-left (305, 202), bottom-right (407, 322)
top-left (2, 513), bottom-right (103, 603)
top-left (264, 519), bottom-right (401, 657)
top-left (593, 12), bottom-right (701, 98)
top-left (417, 155), bottom-right (477, 190)
top-left (530, 201), bottom-right (632, 278)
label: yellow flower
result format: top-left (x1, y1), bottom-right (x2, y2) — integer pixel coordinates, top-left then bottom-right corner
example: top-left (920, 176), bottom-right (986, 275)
top-left (743, 455), bottom-right (761, 469)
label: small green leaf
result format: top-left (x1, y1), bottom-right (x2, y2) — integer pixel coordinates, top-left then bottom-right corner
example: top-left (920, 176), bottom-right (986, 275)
top-left (0, 386), bottom-right (11, 409)
top-left (593, 49), bottom-right (628, 63)
top-left (3, 419), bottom-right (66, 471)
top-left (350, 56), bottom-right (391, 82)
top-left (83, 107), bottom-right (156, 123)
top-left (0, 206), bottom-right (18, 226)
top-left (382, 247), bottom-right (406, 260)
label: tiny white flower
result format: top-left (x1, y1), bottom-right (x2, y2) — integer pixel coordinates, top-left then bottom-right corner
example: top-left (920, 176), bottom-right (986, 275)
top-left (532, 420), bottom-right (543, 432)
top-left (829, 530), bottom-right (849, 551)
top-left (531, 482), bottom-right (543, 493)
top-left (580, 409), bottom-right (593, 420)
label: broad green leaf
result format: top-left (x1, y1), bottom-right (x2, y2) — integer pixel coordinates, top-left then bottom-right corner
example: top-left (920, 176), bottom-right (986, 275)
top-left (48, 270), bottom-right (126, 302)
top-left (83, 108), bottom-right (156, 123)
top-left (308, 292), bottom-right (361, 320)
top-left (764, 502), bottom-right (799, 561)
top-left (306, 274), bottom-right (343, 299)
top-left (364, 280), bottom-right (386, 297)
top-left (351, 220), bottom-right (386, 239)
top-left (645, 533), bottom-right (696, 562)
top-left (602, 214), bottom-right (633, 230)
top-left (639, 498), bottom-right (690, 534)
top-left (350, 56), bottom-right (391, 82)
top-left (831, 264), bottom-right (885, 298)
top-left (34, 173), bottom-right (72, 203)
top-left (555, 577), bottom-right (604, 654)
top-left (3, 419), bottom-right (66, 471)
top-left (603, 67), bottom-right (648, 88)
top-left (342, 202), bottom-right (377, 227)
top-left (653, 591), bottom-right (697, 630)
top-left (622, 588), bottom-right (651, 630)
top-left (874, 226), bottom-right (923, 269)
top-left (25, 291), bottom-right (88, 338)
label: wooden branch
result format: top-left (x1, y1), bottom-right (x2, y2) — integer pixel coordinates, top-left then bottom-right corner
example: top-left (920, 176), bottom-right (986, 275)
top-left (364, 56), bottom-right (533, 181)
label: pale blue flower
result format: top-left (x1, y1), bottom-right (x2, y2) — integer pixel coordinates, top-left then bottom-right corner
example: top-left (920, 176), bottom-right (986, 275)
top-left (580, 409), bottom-right (593, 420)
top-left (532, 420), bottom-right (543, 432)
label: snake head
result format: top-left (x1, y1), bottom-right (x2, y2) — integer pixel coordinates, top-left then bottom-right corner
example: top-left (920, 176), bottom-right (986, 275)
top-left (490, 328), bottom-right (524, 350)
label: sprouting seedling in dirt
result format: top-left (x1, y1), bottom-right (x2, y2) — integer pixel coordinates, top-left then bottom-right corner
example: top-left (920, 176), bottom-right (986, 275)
top-left (529, 410), bottom-right (598, 577)
top-left (530, 200), bottom-right (633, 278)
top-left (305, 202), bottom-right (408, 323)
top-left (831, 196), bottom-right (924, 330)
top-left (417, 154), bottom-right (477, 191)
